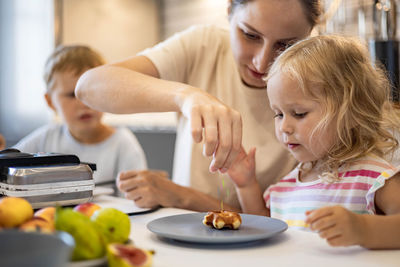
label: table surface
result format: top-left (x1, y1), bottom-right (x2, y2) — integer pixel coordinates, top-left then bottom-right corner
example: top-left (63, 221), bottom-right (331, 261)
top-left (126, 206), bottom-right (400, 267)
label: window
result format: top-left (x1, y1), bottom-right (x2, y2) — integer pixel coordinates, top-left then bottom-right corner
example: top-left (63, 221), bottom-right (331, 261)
top-left (0, 0), bottom-right (54, 146)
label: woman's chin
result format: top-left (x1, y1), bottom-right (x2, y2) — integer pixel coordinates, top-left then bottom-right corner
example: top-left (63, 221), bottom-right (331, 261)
top-left (241, 77), bottom-right (266, 89)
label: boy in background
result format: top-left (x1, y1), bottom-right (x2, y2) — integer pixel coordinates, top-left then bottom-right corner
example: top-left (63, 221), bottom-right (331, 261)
top-left (14, 45), bottom-right (147, 190)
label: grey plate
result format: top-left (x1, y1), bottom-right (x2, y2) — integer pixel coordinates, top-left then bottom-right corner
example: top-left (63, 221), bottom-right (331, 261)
top-left (147, 212), bottom-right (288, 244)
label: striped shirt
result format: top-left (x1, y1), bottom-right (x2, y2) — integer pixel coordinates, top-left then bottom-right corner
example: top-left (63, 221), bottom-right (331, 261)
top-left (263, 154), bottom-right (399, 230)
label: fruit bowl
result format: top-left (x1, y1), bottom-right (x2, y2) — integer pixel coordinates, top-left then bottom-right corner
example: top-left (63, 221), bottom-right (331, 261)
top-left (0, 230), bottom-right (74, 267)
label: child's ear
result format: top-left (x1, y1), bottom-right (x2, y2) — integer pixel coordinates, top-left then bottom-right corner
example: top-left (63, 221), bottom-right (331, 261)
top-left (44, 93), bottom-right (56, 112)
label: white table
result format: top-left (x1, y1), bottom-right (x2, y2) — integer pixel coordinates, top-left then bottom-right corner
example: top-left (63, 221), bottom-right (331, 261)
top-left (127, 207), bottom-right (400, 267)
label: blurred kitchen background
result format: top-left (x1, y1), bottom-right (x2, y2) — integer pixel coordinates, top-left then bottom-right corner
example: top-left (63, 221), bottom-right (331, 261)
top-left (0, 0), bottom-right (398, 176)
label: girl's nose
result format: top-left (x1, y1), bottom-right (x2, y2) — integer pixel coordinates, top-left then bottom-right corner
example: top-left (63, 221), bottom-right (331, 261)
top-left (280, 116), bottom-right (294, 135)
top-left (253, 42), bottom-right (274, 74)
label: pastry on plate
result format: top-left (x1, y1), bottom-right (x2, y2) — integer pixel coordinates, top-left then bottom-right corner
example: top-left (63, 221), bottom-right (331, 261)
top-left (202, 210), bottom-right (242, 230)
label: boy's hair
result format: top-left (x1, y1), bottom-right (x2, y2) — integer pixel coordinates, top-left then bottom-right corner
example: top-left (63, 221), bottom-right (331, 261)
top-left (44, 45), bottom-right (105, 91)
top-left (266, 35), bottom-right (399, 181)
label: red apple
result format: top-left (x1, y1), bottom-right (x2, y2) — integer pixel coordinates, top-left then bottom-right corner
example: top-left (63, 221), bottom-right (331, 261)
top-left (73, 202), bottom-right (101, 217)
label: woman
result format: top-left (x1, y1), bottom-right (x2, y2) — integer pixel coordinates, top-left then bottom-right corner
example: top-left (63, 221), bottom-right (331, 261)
top-left (76, 0), bottom-right (322, 211)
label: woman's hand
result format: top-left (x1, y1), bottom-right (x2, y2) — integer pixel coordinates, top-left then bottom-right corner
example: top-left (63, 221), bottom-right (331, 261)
top-left (117, 169), bottom-right (239, 212)
top-left (305, 206), bottom-right (366, 247)
top-left (227, 147), bottom-right (257, 188)
top-left (117, 170), bottom-right (176, 208)
top-left (179, 88), bottom-right (243, 173)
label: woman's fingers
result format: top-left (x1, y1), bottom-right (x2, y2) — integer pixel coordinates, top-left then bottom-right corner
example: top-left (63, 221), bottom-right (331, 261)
top-left (211, 110), bottom-right (232, 172)
top-left (185, 88), bottom-right (243, 173)
top-left (118, 170), bottom-right (139, 180)
top-left (231, 111), bottom-right (243, 154)
top-left (202, 107), bottom-right (219, 158)
top-left (124, 186), bottom-right (158, 208)
top-left (118, 175), bottom-right (142, 192)
top-left (120, 170), bottom-right (170, 208)
top-left (204, 107), bottom-right (242, 172)
top-left (190, 105), bottom-right (203, 143)
top-left (217, 110), bottom-right (242, 172)
top-left (117, 170), bottom-right (138, 191)
top-left (117, 170), bottom-right (162, 192)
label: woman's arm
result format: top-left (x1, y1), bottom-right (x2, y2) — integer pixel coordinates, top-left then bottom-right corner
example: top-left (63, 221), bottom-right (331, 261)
top-left (75, 55), bottom-right (242, 172)
top-left (117, 170), bottom-right (241, 212)
top-left (76, 56), bottom-right (188, 114)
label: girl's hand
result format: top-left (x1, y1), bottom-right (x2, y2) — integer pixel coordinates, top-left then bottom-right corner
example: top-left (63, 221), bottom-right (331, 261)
top-left (180, 88), bottom-right (242, 173)
top-left (227, 147), bottom-right (256, 188)
top-left (305, 206), bottom-right (366, 247)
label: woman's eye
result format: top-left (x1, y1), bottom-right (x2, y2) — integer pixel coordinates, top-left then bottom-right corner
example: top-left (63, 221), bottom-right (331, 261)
top-left (273, 113), bottom-right (283, 119)
top-left (241, 29), bottom-right (260, 41)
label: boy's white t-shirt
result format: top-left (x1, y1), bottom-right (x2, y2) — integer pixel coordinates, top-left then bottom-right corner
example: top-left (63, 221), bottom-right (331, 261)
top-left (140, 24), bottom-right (297, 209)
top-left (13, 124), bottom-right (147, 185)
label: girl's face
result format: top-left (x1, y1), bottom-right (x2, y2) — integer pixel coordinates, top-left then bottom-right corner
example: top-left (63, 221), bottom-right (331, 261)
top-left (267, 71), bottom-right (336, 163)
top-left (45, 70), bottom-right (104, 136)
top-left (229, 0), bottom-right (312, 88)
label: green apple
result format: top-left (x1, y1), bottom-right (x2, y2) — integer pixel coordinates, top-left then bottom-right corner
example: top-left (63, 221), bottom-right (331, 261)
top-left (91, 208), bottom-right (130, 244)
top-left (55, 207), bottom-right (105, 261)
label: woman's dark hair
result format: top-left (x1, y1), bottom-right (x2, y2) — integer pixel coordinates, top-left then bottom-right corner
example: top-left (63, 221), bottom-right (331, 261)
top-left (229, 0), bottom-right (321, 27)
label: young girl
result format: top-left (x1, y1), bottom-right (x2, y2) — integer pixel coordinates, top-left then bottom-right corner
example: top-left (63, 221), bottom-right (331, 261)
top-left (227, 35), bottom-right (400, 249)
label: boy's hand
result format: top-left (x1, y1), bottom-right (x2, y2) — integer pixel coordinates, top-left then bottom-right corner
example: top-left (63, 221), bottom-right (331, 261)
top-left (305, 206), bottom-right (366, 247)
top-left (226, 147), bottom-right (256, 188)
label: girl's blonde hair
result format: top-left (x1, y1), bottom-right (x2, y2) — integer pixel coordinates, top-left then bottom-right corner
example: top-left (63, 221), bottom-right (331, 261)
top-left (44, 45), bottom-right (105, 92)
top-left (266, 35), bottom-right (400, 181)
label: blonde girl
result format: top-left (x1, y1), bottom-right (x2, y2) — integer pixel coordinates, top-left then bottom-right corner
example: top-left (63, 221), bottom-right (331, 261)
top-left (227, 35), bottom-right (400, 249)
